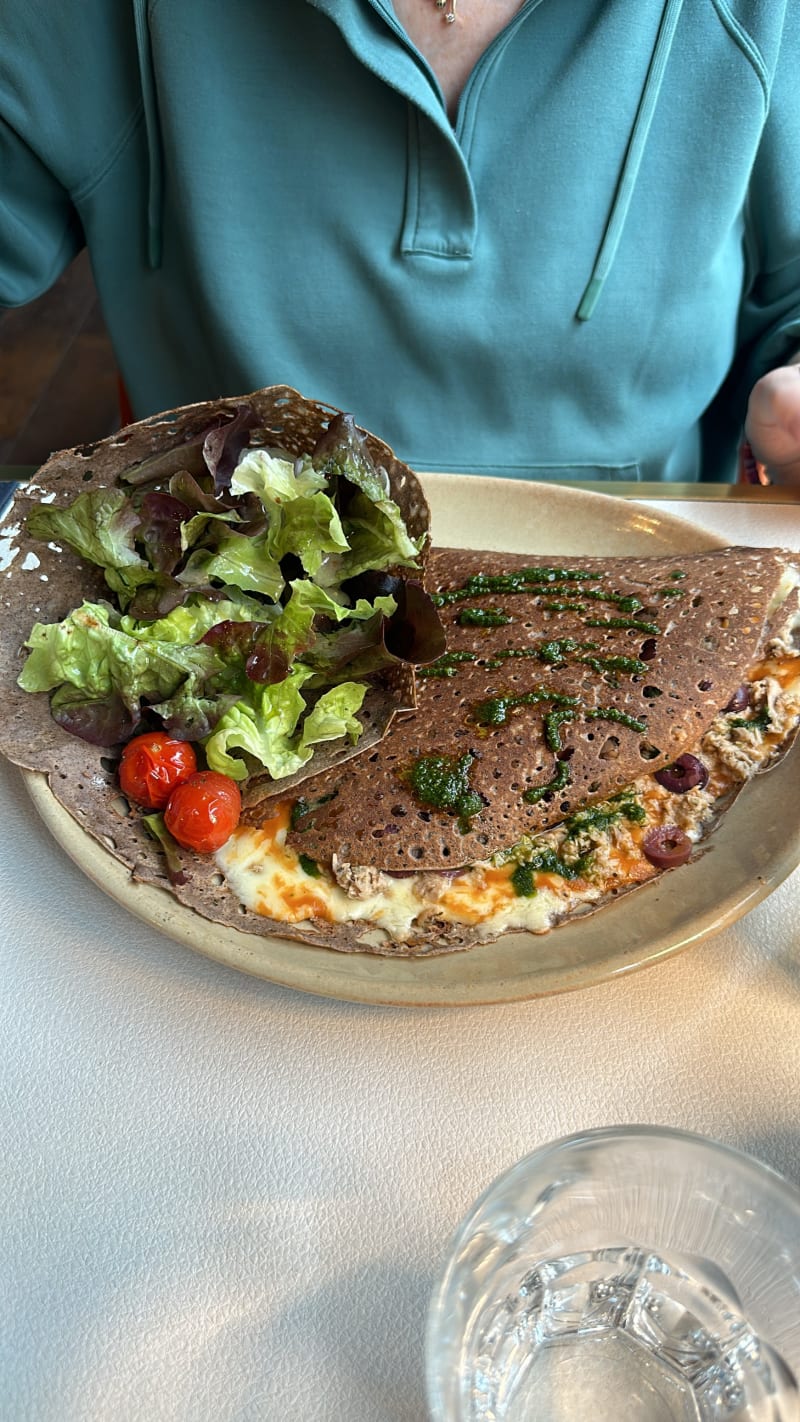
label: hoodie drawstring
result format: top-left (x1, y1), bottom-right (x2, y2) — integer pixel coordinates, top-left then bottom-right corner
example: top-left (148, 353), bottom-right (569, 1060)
top-left (133, 0), bottom-right (163, 269)
top-left (576, 0), bottom-right (685, 321)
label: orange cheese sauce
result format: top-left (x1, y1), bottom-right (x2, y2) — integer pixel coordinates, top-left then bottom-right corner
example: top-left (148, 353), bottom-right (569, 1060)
top-left (437, 865), bottom-right (516, 922)
top-left (705, 762), bottom-right (739, 798)
top-left (535, 871), bottom-right (588, 894)
top-left (601, 846), bottom-right (653, 886)
top-left (748, 654), bottom-right (800, 690)
top-left (233, 800), bottom-right (335, 923)
top-left (257, 880), bottom-right (333, 923)
top-left (251, 798), bottom-right (293, 841)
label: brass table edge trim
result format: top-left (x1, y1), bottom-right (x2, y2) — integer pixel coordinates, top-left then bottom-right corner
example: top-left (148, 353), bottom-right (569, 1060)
top-left (417, 475), bottom-right (800, 503)
top-left (4, 466), bottom-right (800, 504)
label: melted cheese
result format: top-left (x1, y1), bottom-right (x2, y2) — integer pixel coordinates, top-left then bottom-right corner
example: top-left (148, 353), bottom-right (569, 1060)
top-left (749, 654), bottom-right (800, 690)
top-left (219, 803), bottom-right (415, 938)
top-left (216, 649), bottom-right (800, 946)
top-left (218, 803), bottom-right (562, 942)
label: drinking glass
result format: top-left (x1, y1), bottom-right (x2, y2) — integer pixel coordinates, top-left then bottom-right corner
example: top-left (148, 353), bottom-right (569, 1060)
top-left (426, 1126), bottom-right (800, 1421)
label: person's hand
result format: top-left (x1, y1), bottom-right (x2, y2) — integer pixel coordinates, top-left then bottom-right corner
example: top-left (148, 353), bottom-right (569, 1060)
top-left (745, 365), bottom-right (800, 484)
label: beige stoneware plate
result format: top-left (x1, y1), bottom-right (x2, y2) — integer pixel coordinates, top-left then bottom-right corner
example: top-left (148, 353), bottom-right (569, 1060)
top-left (23, 477), bottom-right (800, 1005)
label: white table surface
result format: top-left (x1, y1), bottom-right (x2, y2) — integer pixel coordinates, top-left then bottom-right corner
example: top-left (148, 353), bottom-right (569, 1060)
top-left (3, 497), bottom-right (800, 1422)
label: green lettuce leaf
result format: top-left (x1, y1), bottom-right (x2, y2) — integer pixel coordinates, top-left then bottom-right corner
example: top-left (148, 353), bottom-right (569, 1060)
top-left (225, 579), bottom-right (397, 681)
top-left (281, 579), bottom-right (395, 644)
top-left (310, 412), bottom-right (391, 503)
top-left (178, 508), bottom-right (245, 552)
top-left (299, 682), bottom-right (367, 747)
top-left (231, 448), bottom-right (328, 502)
top-left (203, 665), bottom-right (316, 781)
top-left (178, 527), bottom-right (284, 601)
top-left (26, 489), bottom-right (145, 576)
top-left (26, 489), bottom-right (158, 607)
top-left (266, 493), bottom-right (349, 576)
top-left (119, 592), bottom-right (273, 645)
top-left (202, 667), bottom-right (369, 782)
top-left (230, 448), bottom-right (349, 577)
top-left (18, 601), bottom-right (220, 713)
top-left (340, 491), bottom-right (423, 579)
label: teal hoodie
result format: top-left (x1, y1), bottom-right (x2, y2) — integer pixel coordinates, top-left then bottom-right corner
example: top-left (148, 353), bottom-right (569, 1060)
top-left (1, 1), bottom-right (799, 481)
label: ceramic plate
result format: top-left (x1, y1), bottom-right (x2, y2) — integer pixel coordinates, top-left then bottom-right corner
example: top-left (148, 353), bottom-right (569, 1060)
top-left (23, 477), bottom-right (800, 1005)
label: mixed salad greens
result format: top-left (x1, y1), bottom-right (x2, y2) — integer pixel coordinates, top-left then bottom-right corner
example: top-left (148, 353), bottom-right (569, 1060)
top-left (17, 407), bottom-right (443, 785)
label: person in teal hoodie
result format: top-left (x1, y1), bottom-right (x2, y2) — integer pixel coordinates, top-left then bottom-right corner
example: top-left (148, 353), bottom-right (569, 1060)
top-left (1, 0), bottom-right (799, 485)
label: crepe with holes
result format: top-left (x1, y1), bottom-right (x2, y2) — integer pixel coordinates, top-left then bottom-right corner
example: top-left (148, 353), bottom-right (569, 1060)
top-left (5, 495), bottom-right (800, 955)
top-left (0, 384), bottom-right (443, 847)
top-left (205, 543), bottom-right (800, 956)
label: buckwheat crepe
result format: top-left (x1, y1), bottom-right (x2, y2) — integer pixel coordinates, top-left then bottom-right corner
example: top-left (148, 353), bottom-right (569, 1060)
top-left (9, 543), bottom-right (787, 960)
top-left (2, 410), bottom-right (799, 956)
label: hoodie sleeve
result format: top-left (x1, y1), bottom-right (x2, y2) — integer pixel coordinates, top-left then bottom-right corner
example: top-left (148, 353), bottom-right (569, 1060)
top-left (0, 0), bottom-right (142, 308)
top-left (732, 3), bottom-right (800, 398)
top-left (0, 119), bottom-right (84, 307)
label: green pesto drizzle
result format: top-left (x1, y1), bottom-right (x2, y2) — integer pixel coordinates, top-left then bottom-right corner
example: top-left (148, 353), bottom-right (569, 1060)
top-left (484, 647), bottom-right (541, 670)
top-left (730, 707), bottom-right (771, 732)
top-left (433, 566), bottom-right (601, 606)
top-left (523, 758), bottom-right (571, 804)
top-left (579, 651), bottom-right (647, 679)
top-left (290, 791), bottom-right (337, 831)
top-left (298, 854), bottom-right (321, 878)
top-left (538, 638), bottom-right (597, 664)
top-left (510, 861), bottom-right (539, 896)
top-left (466, 584), bottom-right (644, 614)
top-left (544, 706), bottom-right (577, 750)
top-left (484, 639), bottom-right (597, 671)
top-left (418, 651), bottom-right (477, 678)
top-left (509, 791), bottom-right (645, 895)
top-left (543, 600), bottom-right (586, 613)
top-left (585, 706), bottom-right (647, 733)
top-left (557, 587), bottom-right (644, 613)
top-left (511, 850), bottom-right (591, 896)
top-left (583, 616), bottom-right (660, 634)
top-left (472, 689), bottom-right (645, 736)
top-left (656, 586), bottom-right (685, 598)
top-left (562, 791), bottom-right (646, 840)
top-left (406, 751), bottom-right (484, 832)
top-left (456, 607), bottom-right (512, 627)
top-left (473, 689), bottom-right (580, 727)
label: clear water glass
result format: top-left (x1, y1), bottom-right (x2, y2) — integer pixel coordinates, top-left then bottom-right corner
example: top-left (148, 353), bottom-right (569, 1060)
top-left (426, 1127), bottom-right (800, 1421)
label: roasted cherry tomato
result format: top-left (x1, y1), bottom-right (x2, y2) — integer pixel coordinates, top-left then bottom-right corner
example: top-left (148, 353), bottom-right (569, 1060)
top-left (164, 771), bottom-right (242, 853)
top-left (119, 731), bottom-right (198, 809)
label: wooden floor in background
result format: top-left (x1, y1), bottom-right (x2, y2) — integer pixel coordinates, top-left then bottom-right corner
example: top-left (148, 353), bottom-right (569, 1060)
top-left (0, 250), bottom-right (119, 467)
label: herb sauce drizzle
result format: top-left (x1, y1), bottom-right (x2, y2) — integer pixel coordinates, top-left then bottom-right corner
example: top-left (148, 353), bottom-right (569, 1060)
top-left (523, 758), bottom-right (571, 804)
top-left (406, 751), bottom-right (484, 832)
top-left (456, 607), bottom-right (512, 627)
top-left (418, 651), bottom-right (478, 679)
